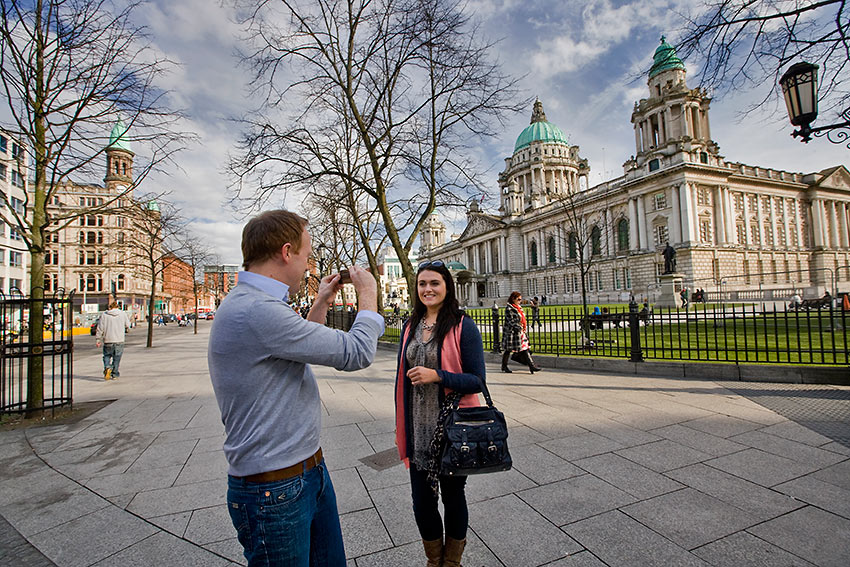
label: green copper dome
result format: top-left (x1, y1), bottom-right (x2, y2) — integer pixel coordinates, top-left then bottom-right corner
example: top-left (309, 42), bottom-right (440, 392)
top-left (108, 119), bottom-right (132, 152)
top-left (514, 100), bottom-right (569, 153)
top-left (146, 199), bottom-right (159, 212)
top-left (649, 36), bottom-right (685, 79)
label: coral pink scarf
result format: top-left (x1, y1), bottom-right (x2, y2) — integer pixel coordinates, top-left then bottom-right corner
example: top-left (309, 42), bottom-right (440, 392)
top-left (395, 318), bottom-right (480, 466)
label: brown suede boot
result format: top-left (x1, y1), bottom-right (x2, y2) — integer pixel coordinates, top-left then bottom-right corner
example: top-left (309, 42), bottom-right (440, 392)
top-left (443, 537), bottom-right (466, 567)
top-left (422, 538), bottom-right (443, 567)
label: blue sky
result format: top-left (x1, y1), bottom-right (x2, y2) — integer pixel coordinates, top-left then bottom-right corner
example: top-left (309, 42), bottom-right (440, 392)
top-left (136, 0), bottom-right (848, 265)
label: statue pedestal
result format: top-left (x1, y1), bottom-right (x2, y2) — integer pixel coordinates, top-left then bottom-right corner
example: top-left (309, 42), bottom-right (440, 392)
top-left (655, 273), bottom-right (684, 309)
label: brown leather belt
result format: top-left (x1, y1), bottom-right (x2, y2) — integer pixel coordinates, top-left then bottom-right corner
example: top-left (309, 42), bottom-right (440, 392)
top-left (238, 448), bottom-right (323, 483)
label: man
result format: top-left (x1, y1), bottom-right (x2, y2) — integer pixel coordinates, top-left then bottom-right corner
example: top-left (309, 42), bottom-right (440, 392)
top-left (208, 210), bottom-right (383, 567)
top-left (96, 302), bottom-right (131, 380)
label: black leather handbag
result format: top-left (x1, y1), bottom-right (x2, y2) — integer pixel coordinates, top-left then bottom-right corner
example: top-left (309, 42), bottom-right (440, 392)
top-left (439, 380), bottom-right (512, 476)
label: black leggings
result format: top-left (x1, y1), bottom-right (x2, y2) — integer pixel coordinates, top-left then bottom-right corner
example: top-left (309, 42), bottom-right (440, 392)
top-left (409, 463), bottom-right (468, 541)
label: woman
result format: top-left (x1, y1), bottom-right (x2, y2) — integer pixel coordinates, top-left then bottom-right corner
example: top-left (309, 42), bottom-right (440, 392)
top-left (395, 260), bottom-right (486, 567)
top-left (500, 291), bottom-right (541, 373)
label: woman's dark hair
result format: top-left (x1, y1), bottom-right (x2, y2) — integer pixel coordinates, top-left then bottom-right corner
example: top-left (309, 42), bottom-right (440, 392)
top-left (508, 291), bottom-right (522, 304)
top-left (408, 263), bottom-right (464, 345)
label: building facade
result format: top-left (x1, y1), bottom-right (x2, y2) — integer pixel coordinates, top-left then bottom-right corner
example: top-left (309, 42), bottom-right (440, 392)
top-left (377, 246), bottom-right (418, 308)
top-left (204, 264), bottom-right (240, 309)
top-left (162, 253), bottom-right (195, 315)
top-left (0, 129), bottom-right (30, 295)
top-left (419, 39), bottom-right (850, 305)
top-left (39, 121), bottom-right (165, 322)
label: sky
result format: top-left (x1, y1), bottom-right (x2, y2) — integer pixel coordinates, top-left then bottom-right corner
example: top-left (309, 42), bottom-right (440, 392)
top-left (131, 0), bottom-right (848, 265)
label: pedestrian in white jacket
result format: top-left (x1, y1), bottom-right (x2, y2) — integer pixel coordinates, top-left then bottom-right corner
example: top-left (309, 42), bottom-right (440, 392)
top-left (96, 302), bottom-right (131, 380)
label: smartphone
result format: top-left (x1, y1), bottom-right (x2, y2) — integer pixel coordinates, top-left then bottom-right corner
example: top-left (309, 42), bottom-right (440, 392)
top-left (338, 269), bottom-right (351, 283)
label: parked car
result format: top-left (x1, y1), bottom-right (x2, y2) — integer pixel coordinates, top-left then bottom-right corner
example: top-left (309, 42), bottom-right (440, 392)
top-left (205, 312), bottom-right (215, 320)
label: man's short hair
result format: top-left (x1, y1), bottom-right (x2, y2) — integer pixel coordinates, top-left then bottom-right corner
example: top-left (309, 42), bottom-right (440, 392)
top-left (242, 210), bottom-right (308, 270)
top-left (109, 301), bottom-right (119, 309)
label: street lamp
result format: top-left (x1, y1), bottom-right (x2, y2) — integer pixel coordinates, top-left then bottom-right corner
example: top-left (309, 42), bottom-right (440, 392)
top-left (780, 62), bottom-right (850, 144)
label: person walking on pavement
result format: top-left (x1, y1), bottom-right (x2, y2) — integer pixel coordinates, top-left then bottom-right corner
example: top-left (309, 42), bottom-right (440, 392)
top-left (394, 260), bottom-right (486, 567)
top-left (208, 210), bottom-right (383, 567)
top-left (96, 301), bottom-right (131, 380)
top-left (501, 291), bottom-right (541, 373)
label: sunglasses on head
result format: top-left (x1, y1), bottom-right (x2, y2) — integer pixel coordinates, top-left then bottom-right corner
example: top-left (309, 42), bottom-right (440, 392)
top-left (418, 260), bottom-right (445, 269)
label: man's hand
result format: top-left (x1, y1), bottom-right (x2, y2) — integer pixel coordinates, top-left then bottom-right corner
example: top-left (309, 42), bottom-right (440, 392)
top-left (347, 265), bottom-right (377, 312)
top-left (96, 340), bottom-right (101, 347)
top-left (407, 366), bottom-right (440, 386)
top-left (315, 273), bottom-right (343, 307)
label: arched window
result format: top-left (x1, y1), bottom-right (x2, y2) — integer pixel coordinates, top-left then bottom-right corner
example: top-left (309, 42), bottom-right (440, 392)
top-left (117, 274), bottom-right (125, 291)
top-left (87, 231), bottom-right (96, 244)
top-left (86, 274), bottom-right (96, 291)
top-left (547, 237), bottom-right (556, 263)
top-left (117, 232), bottom-right (125, 244)
top-left (568, 232), bottom-right (577, 259)
top-left (617, 219), bottom-right (629, 251)
top-left (530, 240), bottom-right (538, 267)
top-left (79, 231), bottom-right (85, 243)
top-left (97, 231), bottom-right (103, 244)
top-left (78, 250), bottom-right (85, 265)
top-left (591, 226), bottom-right (601, 256)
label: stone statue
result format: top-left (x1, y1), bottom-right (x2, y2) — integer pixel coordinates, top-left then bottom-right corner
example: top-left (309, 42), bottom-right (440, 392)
top-left (662, 242), bottom-right (676, 274)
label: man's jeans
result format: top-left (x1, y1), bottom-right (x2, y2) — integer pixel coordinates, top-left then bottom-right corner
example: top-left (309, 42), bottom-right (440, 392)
top-left (227, 460), bottom-right (345, 567)
top-left (102, 342), bottom-right (124, 377)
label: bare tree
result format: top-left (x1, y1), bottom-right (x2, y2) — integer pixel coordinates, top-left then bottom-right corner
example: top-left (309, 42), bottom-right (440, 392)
top-left (123, 195), bottom-right (184, 347)
top-left (0, 0), bottom-right (185, 412)
top-left (230, 0), bottom-right (523, 295)
top-left (548, 186), bottom-right (617, 340)
top-left (177, 236), bottom-right (215, 335)
top-left (675, 0), bottom-right (849, 118)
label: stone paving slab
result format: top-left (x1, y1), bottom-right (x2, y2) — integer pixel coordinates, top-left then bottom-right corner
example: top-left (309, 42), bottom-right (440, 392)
top-left (1, 325), bottom-right (848, 567)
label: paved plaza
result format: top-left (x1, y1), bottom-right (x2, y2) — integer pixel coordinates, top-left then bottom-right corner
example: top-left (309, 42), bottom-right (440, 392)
top-left (1, 324), bottom-right (849, 566)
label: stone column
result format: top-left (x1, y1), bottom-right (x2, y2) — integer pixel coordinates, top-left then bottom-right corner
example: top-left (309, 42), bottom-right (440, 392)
top-left (713, 185), bottom-right (724, 244)
top-left (839, 202), bottom-right (850, 248)
top-left (485, 239), bottom-right (492, 273)
top-left (636, 195), bottom-right (647, 249)
top-left (768, 196), bottom-right (777, 248)
top-left (782, 198), bottom-right (792, 249)
top-left (679, 184), bottom-right (693, 243)
top-left (828, 201), bottom-right (840, 249)
top-left (811, 200), bottom-right (825, 247)
top-left (605, 208), bottom-right (614, 256)
top-left (723, 187), bottom-right (735, 245)
top-left (755, 195), bottom-right (764, 247)
top-left (500, 236), bottom-right (507, 271)
top-left (670, 185), bottom-right (682, 244)
top-left (628, 197), bottom-right (639, 250)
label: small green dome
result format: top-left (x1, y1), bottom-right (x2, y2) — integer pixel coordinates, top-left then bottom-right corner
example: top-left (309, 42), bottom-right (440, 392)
top-left (649, 36), bottom-right (685, 79)
top-left (108, 119), bottom-right (132, 152)
top-left (146, 200), bottom-right (159, 212)
top-left (446, 261), bottom-right (467, 271)
top-left (514, 100), bottom-right (569, 153)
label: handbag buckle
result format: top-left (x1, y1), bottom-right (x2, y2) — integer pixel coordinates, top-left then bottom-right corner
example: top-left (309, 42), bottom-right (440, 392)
top-left (488, 444), bottom-right (497, 453)
top-left (461, 444), bottom-right (470, 453)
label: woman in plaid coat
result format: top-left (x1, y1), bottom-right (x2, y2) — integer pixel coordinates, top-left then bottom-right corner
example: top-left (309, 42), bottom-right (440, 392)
top-left (500, 291), bottom-right (541, 373)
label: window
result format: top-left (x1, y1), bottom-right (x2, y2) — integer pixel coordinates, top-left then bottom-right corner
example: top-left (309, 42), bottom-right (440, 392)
top-left (10, 170), bottom-right (24, 188)
top-left (78, 250), bottom-right (85, 265)
top-left (750, 223), bottom-right (760, 244)
top-left (117, 274), bottom-right (125, 291)
top-left (700, 152), bottom-right (708, 164)
top-left (699, 218), bottom-right (712, 243)
top-left (87, 231), bottom-right (96, 244)
top-left (529, 240), bottom-right (538, 267)
top-left (86, 215), bottom-right (97, 226)
top-left (547, 237), bottom-right (556, 263)
top-left (9, 227), bottom-right (22, 241)
top-left (0, 135), bottom-right (6, 153)
top-left (590, 226), bottom-right (601, 256)
top-left (9, 278), bottom-right (21, 292)
top-left (614, 269), bottom-right (622, 289)
top-left (86, 274), bottom-right (96, 291)
top-left (11, 142), bottom-right (21, 159)
top-left (10, 251), bottom-right (22, 267)
top-left (617, 219), bottom-right (629, 251)
top-left (87, 250), bottom-right (96, 265)
top-left (649, 158), bottom-right (660, 171)
top-left (734, 193), bottom-right (744, 211)
top-left (736, 223), bottom-right (746, 245)
top-left (97, 231), bottom-right (103, 244)
top-left (117, 216), bottom-right (126, 228)
top-left (763, 223), bottom-right (773, 246)
top-left (117, 232), bottom-right (125, 244)
top-left (0, 247), bottom-right (4, 264)
top-left (97, 251), bottom-right (104, 265)
top-left (624, 267), bottom-right (632, 288)
top-left (44, 250), bottom-right (58, 264)
top-left (0, 163), bottom-right (6, 180)
top-left (654, 193), bottom-right (667, 210)
top-left (568, 233), bottom-right (577, 259)
top-left (654, 224), bottom-right (669, 246)
top-left (697, 188), bottom-right (710, 206)
top-left (747, 194), bottom-right (757, 212)
top-left (10, 197), bottom-right (24, 214)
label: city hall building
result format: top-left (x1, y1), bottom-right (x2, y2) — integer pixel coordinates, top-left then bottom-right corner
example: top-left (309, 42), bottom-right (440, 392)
top-left (418, 39), bottom-right (850, 306)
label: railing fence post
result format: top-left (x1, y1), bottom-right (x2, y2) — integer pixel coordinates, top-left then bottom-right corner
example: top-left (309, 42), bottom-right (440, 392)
top-left (629, 298), bottom-right (644, 362)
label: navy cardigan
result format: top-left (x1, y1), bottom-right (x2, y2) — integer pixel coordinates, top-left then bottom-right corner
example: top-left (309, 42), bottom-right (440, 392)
top-left (395, 315), bottom-right (487, 461)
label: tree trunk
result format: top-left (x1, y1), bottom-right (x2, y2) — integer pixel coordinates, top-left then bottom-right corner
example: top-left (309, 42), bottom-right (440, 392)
top-left (146, 274), bottom-right (156, 347)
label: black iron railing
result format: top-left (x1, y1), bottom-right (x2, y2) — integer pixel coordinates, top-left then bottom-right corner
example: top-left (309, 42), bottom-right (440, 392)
top-left (367, 301), bottom-right (848, 366)
top-left (1, 289), bottom-right (75, 415)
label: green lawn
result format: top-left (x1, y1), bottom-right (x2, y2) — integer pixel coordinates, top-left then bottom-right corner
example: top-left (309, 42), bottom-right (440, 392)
top-left (381, 306), bottom-right (849, 366)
